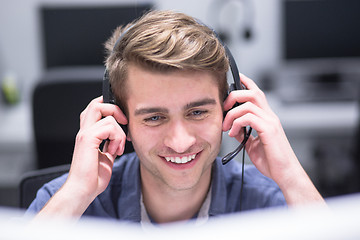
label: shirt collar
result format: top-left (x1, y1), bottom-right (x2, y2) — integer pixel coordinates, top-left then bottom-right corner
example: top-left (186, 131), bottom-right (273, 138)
top-left (115, 154), bottom-right (227, 222)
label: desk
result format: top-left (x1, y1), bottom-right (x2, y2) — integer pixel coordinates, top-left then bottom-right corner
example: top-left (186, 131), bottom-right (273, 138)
top-left (268, 94), bottom-right (359, 136)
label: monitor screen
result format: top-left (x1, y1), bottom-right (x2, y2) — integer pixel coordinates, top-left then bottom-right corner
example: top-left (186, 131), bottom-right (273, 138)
top-left (282, 0), bottom-right (360, 60)
top-left (41, 4), bottom-right (152, 68)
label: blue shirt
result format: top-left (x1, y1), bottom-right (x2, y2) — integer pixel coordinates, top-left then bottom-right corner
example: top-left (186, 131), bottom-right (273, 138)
top-left (27, 152), bottom-right (286, 222)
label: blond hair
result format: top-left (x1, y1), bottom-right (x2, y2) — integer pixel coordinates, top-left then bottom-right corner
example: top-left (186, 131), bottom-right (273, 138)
top-left (104, 10), bottom-right (229, 113)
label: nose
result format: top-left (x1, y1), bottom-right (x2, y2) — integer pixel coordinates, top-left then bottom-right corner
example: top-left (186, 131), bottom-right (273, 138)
top-left (163, 120), bottom-right (196, 154)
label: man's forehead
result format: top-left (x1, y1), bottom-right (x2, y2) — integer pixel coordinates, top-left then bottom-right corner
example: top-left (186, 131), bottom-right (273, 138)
top-left (134, 98), bottom-right (217, 116)
top-left (126, 64), bottom-right (222, 113)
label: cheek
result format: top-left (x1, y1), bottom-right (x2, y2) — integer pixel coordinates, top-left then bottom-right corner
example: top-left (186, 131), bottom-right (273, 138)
top-left (128, 122), bottom-right (162, 152)
top-left (194, 117), bottom-right (223, 145)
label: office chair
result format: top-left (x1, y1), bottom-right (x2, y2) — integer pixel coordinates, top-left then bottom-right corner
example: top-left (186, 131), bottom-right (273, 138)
top-left (32, 68), bottom-right (134, 169)
top-left (19, 164), bottom-right (70, 209)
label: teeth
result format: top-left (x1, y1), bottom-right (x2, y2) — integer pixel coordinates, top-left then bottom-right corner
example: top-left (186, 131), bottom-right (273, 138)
top-left (165, 154), bottom-right (196, 164)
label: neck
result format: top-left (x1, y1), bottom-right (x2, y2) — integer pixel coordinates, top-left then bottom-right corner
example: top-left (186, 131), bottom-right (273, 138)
top-left (140, 166), bottom-right (212, 224)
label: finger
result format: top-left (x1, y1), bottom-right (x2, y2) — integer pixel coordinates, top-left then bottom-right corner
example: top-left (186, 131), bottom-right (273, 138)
top-left (82, 101), bottom-right (128, 128)
top-left (227, 113), bottom-right (264, 138)
top-left (240, 74), bottom-right (272, 110)
top-left (80, 97), bottom-right (128, 129)
top-left (102, 137), bottom-right (125, 158)
top-left (96, 150), bottom-right (115, 194)
top-left (78, 116), bottom-right (126, 155)
top-left (96, 116), bottom-right (126, 155)
top-left (106, 135), bottom-right (125, 156)
top-left (223, 90), bottom-right (245, 112)
top-left (80, 96), bottom-right (106, 128)
top-left (228, 110), bottom-right (281, 148)
top-left (239, 73), bottom-right (261, 92)
top-left (223, 87), bottom-right (270, 113)
top-left (223, 90), bottom-right (254, 112)
top-left (116, 142), bottom-right (125, 156)
top-left (81, 96), bottom-right (103, 118)
top-left (102, 103), bottom-right (128, 126)
top-left (223, 101), bottom-right (272, 137)
top-left (223, 102), bottom-right (263, 131)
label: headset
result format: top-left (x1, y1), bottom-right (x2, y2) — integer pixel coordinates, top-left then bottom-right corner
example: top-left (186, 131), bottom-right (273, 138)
top-left (102, 21), bottom-right (252, 166)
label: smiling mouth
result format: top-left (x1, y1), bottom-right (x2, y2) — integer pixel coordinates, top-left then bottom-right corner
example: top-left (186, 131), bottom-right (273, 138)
top-left (164, 154), bottom-right (197, 164)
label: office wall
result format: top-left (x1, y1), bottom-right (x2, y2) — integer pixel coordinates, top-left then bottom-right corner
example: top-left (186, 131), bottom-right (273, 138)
top-left (0, 0), bottom-right (280, 101)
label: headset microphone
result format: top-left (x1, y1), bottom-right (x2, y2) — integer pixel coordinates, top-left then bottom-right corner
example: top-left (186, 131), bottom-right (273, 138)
top-left (212, 30), bottom-right (252, 165)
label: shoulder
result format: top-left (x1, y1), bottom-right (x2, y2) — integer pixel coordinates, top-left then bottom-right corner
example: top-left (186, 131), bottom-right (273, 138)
top-left (26, 173), bottom-right (68, 213)
top-left (220, 159), bottom-right (281, 189)
top-left (242, 165), bottom-right (286, 210)
top-left (26, 152), bottom-right (140, 215)
top-left (214, 158), bottom-right (286, 210)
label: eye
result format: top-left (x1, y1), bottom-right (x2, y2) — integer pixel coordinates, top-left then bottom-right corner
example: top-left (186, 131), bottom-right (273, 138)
top-left (143, 115), bottom-right (166, 126)
top-left (188, 109), bottom-right (209, 120)
top-left (192, 110), bottom-right (204, 116)
top-left (147, 116), bottom-right (161, 121)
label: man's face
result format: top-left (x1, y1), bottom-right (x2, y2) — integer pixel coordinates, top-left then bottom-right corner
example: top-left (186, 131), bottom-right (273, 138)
top-left (126, 64), bottom-right (223, 191)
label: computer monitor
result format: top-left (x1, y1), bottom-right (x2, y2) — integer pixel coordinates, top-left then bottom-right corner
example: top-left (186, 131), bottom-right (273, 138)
top-left (40, 4), bottom-right (153, 69)
top-left (282, 0), bottom-right (360, 62)
top-left (277, 0), bottom-right (360, 102)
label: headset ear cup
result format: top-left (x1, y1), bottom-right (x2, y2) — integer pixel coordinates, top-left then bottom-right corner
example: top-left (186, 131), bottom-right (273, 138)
top-left (223, 83), bottom-right (240, 120)
top-left (102, 69), bottom-right (111, 103)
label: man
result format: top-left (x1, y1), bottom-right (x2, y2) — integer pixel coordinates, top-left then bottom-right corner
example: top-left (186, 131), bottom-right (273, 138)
top-left (28, 10), bottom-right (324, 224)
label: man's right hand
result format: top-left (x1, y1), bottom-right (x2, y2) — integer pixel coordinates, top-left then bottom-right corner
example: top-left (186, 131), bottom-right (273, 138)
top-left (35, 96), bottom-right (127, 219)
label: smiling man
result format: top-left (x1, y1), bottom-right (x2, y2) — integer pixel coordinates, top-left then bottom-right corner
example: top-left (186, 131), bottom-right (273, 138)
top-left (27, 10), bottom-right (324, 224)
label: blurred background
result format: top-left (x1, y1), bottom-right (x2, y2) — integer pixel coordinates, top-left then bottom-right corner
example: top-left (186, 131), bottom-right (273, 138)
top-left (0, 0), bottom-right (359, 208)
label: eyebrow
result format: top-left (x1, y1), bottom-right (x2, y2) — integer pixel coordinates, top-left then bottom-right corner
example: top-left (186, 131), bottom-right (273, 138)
top-left (134, 107), bottom-right (169, 116)
top-left (134, 98), bottom-right (217, 116)
top-left (183, 98), bottom-right (217, 110)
